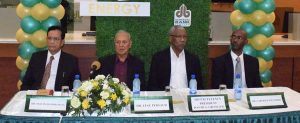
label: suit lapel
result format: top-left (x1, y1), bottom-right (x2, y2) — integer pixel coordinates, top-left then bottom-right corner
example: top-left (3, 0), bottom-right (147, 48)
top-left (243, 54), bottom-right (250, 87)
top-left (55, 52), bottom-right (64, 90)
top-left (166, 48), bottom-right (171, 85)
top-left (226, 52), bottom-right (234, 88)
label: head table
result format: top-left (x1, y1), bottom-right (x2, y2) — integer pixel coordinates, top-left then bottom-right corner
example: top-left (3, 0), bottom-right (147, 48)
top-left (1, 87), bottom-right (300, 123)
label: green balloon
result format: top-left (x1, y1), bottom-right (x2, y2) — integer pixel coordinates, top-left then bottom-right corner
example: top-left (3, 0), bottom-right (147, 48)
top-left (21, 0), bottom-right (40, 7)
top-left (240, 22), bottom-right (257, 38)
top-left (259, 22), bottom-right (275, 37)
top-left (41, 0), bottom-right (62, 8)
top-left (232, 25), bottom-right (239, 31)
top-left (243, 44), bottom-right (257, 57)
top-left (20, 70), bottom-right (27, 81)
top-left (21, 16), bottom-right (41, 34)
top-left (259, 0), bottom-right (275, 14)
top-left (41, 17), bottom-right (61, 31)
top-left (18, 41), bottom-right (38, 60)
top-left (259, 46), bottom-right (275, 61)
top-left (234, 1), bottom-right (239, 10)
top-left (238, 0), bottom-right (256, 14)
top-left (260, 70), bottom-right (272, 83)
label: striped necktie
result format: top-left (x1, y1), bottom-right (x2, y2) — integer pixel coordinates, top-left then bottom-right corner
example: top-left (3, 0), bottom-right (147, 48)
top-left (40, 56), bottom-right (54, 89)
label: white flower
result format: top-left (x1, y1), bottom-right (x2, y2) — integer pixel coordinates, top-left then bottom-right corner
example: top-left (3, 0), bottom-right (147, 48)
top-left (70, 96), bottom-right (81, 108)
top-left (112, 78), bottom-right (120, 83)
top-left (80, 81), bottom-right (93, 92)
top-left (95, 75), bottom-right (105, 81)
top-left (117, 98), bottom-right (122, 105)
top-left (100, 91), bottom-right (110, 99)
top-left (122, 90), bottom-right (130, 98)
top-left (106, 100), bottom-right (111, 105)
top-left (103, 80), bottom-right (108, 84)
top-left (102, 83), bottom-right (109, 90)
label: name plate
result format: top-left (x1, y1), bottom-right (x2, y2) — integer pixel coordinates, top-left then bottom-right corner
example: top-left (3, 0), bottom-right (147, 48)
top-left (247, 92), bottom-right (287, 109)
top-left (25, 95), bottom-right (70, 113)
top-left (188, 95), bottom-right (230, 112)
top-left (131, 96), bottom-right (173, 113)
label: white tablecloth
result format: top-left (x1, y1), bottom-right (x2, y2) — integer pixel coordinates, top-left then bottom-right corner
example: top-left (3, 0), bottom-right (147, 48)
top-left (1, 87), bottom-right (300, 117)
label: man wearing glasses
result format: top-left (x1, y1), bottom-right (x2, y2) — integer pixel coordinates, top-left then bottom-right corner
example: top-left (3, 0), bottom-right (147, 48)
top-left (90, 30), bottom-right (145, 90)
top-left (22, 26), bottom-right (80, 91)
top-left (148, 25), bottom-right (203, 91)
top-left (211, 29), bottom-right (261, 89)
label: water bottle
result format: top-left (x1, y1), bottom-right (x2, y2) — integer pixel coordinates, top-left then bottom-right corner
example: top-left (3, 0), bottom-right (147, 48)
top-left (73, 74), bottom-right (81, 91)
top-left (189, 74), bottom-right (197, 95)
top-left (132, 74), bottom-right (141, 96)
top-left (234, 74), bottom-right (242, 100)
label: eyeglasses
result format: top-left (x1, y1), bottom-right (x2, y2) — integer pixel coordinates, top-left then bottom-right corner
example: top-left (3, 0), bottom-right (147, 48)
top-left (114, 41), bottom-right (130, 45)
top-left (230, 35), bottom-right (245, 40)
top-left (170, 35), bottom-right (188, 39)
top-left (47, 37), bottom-right (61, 42)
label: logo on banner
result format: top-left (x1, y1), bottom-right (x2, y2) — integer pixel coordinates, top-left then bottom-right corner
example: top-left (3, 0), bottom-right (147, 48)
top-left (174, 4), bottom-right (191, 27)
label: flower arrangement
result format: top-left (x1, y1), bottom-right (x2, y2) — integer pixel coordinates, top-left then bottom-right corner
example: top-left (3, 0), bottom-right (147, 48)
top-left (69, 75), bottom-right (131, 116)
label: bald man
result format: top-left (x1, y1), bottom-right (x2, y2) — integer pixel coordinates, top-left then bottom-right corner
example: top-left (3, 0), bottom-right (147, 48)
top-left (91, 30), bottom-right (145, 90)
top-left (211, 29), bottom-right (261, 89)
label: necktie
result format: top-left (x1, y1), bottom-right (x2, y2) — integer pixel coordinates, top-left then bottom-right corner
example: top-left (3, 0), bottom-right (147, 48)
top-left (235, 57), bottom-right (242, 78)
top-left (40, 56), bottom-right (54, 89)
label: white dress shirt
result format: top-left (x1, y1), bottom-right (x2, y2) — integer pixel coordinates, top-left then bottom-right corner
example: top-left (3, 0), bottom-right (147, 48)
top-left (169, 47), bottom-right (188, 89)
top-left (231, 51), bottom-right (247, 88)
top-left (45, 50), bottom-right (61, 90)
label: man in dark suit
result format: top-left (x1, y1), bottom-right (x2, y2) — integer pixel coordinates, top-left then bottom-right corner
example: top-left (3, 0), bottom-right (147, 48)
top-left (21, 26), bottom-right (80, 91)
top-left (91, 30), bottom-right (145, 90)
top-left (148, 25), bottom-right (203, 91)
top-left (212, 29), bottom-right (261, 89)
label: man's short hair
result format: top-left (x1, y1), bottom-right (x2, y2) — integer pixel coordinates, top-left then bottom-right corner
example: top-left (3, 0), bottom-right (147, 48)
top-left (115, 30), bottom-right (131, 41)
top-left (168, 25), bottom-right (185, 36)
top-left (47, 26), bottom-right (65, 39)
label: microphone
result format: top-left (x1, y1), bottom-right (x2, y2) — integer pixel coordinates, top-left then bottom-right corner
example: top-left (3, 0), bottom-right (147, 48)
top-left (89, 61), bottom-right (101, 79)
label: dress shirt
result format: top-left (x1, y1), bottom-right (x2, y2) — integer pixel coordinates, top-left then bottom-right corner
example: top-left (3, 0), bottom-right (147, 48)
top-left (231, 51), bottom-right (247, 88)
top-left (45, 50), bottom-right (61, 90)
top-left (169, 47), bottom-right (188, 89)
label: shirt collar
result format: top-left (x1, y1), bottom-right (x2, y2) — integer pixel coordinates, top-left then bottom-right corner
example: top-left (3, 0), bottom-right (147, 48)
top-left (47, 50), bottom-right (61, 60)
top-left (230, 50), bottom-right (243, 61)
top-left (170, 47), bottom-right (185, 58)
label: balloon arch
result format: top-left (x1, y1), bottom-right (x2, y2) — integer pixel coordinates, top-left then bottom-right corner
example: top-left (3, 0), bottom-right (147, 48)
top-left (16, 0), bottom-right (65, 89)
top-left (230, 0), bottom-right (275, 87)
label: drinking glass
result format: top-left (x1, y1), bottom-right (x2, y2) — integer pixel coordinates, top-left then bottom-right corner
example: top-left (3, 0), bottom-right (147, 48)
top-left (61, 86), bottom-right (69, 96)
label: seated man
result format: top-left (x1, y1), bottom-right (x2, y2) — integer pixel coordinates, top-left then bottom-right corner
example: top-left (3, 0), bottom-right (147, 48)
top-left (148, 25), bottom-right (203, 91)
top-left (212, 29), bottom-right (261, 89)
top-left (91, 30), bottom-right (145, 90)
top-left (21, 26), bottom-right (81, 91)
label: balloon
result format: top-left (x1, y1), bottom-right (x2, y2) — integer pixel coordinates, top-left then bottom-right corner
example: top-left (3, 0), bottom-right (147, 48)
top-left (259, 22), bottom-right (275, 37)
top-left (21, 16), bottom-right (41, 34)
top-left (16, 56), bottom-right (29, 70)
top-left (18, 41), bottom-right (38, 59)
top-left (31, 3), bottom-right (50, 21)
top-left (249, 34), bottom-right (269, 50)
top-left (266, 60), bottom-right (273, 69)
top-left (238, 0), bottom-right (256, 14)
top-left (17, 80), bottom-right (22, 90)
top-left (262, 81), bottom-right (272, 87)
top-left (250, 10), bottom-right (267, 26)
top-left (230, 10), bottom-right (247, 27)
top-left (234, 0), bottom-right (239, 10)
top-left (21, 0), bottom-right (40, 7)
top-left (243, 44), bottom-right (257, 57)
top-left (240, 22), bottom-right (257, 38)
top-left (51, 5), bottom-right (65, 20)
top-left (31, 30), bottom-right (47, 48)
top-left (258, 46), bottom-right (275, 61)
top-left (16, 28), bottom-right (31, 43)
top-left (42, 0), bottom-right (62, 8)
top-left (254, 0), bottom-right (263, 3)
top-left (258, 57), bottom-right (267, 73)
top-left (41, 17), bottom-right (60, 31)
top-left (260, 69), bottom-right (272, 83)
top-left (20, 70), bottom-right (27, 81)
top-left (259, 0), bottom-right (275, 14)
top-left (266, 12), bottom-right (275, 23)
top-left (16, 3), bottom-right (31, 19)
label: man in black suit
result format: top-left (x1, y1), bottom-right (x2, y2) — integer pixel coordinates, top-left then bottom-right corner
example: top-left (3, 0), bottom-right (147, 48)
top-left (212, 29), bottom-right (261, 89)
top-left (21, 26), bottom-right (80, 91)
top-left (91, 30), bottom-right (145, 90)
top-left (148, 25), bottom-right (203, 91)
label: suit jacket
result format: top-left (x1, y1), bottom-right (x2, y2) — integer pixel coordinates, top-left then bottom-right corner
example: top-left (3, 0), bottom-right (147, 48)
top-left (21, 50), bottom-right (80, 91)
top-left (91, 54), bottom-right (145, 91)
top-left (212, 52), bottom-right (261, 89)
top-left (148, 48), bottom-right (204, 91)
